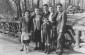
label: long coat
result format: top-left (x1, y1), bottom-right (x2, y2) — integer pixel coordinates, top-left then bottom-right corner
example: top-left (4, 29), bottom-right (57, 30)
top-left (33, 14), bottom-right (42, 31)
top-left (41, 21), bottom-right (52, 45)
top-left (32, 14), bottom-right (42, 42)
top-left (52, 11), bottom-right (67, 34)
top-left (52, 11), bottom-right (67, 52)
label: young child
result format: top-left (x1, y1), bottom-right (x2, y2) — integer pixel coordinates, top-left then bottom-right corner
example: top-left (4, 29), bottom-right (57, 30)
top-left (21, 28), bottom-right (31, 53)
top-left (41, 18), bottom-right (52, 54)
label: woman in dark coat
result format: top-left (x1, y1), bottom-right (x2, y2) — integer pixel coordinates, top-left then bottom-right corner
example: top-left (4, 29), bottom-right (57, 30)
top-left (20, 10), bottom-right (32, 52)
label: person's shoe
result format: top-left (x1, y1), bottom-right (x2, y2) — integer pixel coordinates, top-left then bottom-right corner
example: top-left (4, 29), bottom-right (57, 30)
top-left (56, 50), bottom-right (63, 53)
top-left (46, 51), bottom-right (50, 54)
top-left (44, 49), bottom-right (47, 53)
top-left (20, 49), bottom-right (24, 52)
top-left (46, 46), bottom-right (50, 54)
top-left (57, 52), bottom-right (63, 55)
top-left (34, 47), bottom-right (38, 50)
top-left (26, 51), bottom-right (29, 54)
top-left (37, 47), bottom-right (41, 50)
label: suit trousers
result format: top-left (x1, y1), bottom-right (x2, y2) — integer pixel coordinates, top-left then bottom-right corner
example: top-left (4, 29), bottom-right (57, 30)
top-left (56, 32), bottom-right (65, 53)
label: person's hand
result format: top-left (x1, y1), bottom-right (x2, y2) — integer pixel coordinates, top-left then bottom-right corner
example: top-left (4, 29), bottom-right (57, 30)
top-left (59, 29), bottom-right (62, 33)
top-left (51, 21), bottom-right (53, 23)
top-left (21, 40), bottom-right (23, 43)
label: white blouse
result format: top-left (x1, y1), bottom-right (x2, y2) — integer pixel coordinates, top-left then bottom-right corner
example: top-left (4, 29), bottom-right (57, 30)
top-left (48, 13), bottom-right (53, 22)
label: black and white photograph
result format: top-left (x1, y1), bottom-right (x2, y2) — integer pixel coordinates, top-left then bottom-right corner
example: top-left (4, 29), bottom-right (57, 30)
top-left (0, 0), bottom-right (85, 55)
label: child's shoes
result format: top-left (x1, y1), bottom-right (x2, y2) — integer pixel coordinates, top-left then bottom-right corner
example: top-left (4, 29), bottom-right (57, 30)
top-left (20, 49), bottom-right (24, 52)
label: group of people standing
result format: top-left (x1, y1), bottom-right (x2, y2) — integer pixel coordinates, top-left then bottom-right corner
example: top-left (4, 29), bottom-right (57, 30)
top-left (20, 3), bottom-right (74, 55)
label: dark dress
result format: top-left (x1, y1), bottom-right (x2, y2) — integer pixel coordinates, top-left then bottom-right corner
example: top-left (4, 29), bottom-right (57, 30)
top-left (33, 14), bottom-right (42, 42)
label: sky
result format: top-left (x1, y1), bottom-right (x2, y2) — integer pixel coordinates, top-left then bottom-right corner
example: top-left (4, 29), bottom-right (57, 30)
top-left (43, 0), bottom-right (49, 4)
top-left (42, 0), bottom-right (65, 4)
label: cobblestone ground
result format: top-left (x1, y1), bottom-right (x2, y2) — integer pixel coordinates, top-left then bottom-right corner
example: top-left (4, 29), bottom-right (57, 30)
top-left (0, 33), bottom-right (85, 55)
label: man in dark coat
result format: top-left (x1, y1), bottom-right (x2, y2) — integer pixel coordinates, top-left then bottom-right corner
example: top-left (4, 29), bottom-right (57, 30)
top-left (41, 4), bottom-right (50, 21)
top-left (52, 3), bottom-right (67, 55)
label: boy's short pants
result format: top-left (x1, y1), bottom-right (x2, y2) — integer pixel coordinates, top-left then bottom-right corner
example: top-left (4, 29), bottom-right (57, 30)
top-left (23, 40), bottom-right (30, 44)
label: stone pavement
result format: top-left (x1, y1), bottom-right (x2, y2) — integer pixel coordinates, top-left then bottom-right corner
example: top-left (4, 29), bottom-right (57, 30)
top-left (0, 33), bottom-right (85, 55)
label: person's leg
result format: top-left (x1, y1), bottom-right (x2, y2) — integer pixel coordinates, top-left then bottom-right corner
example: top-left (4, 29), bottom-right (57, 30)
top-left (44, 33), bottom-right (47, 52)
top-left (20, 32), bottom-right (24, 51)
top-left (20, 43), bottom-right (24, 51)
top-left (52, 26), bottom-right (56, 48)
top-left (47, 44), bottom-right (50, 54)
top-left (34, 30), bottom-right (38, 50)
top-left (26, 40), bottom-right (31, 53)
top-left (46, 33), bottom-right (50, 54)
top-left (24, 44), bottom-right (27, 52)
top-left (26, 43), bottom-right (29, 53)
top-left (66, 25), bottom-right (75, 35)
top-left (38, 30), bottom-right (41, 49)
top-left (34, 42), bottom-right (38, 50)
top-left (56, 33), bottom-right (64, 55)
top-left (45, 45), bottom-right (47, 53)
top-left (50, 28), bottom-right (53, 48)
top-left (67, 30), bottom-right (75, 43)
top-left (41, 31), bottom-right (45, 51)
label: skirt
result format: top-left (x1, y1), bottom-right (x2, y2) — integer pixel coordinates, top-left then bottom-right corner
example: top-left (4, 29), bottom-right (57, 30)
top-left (23, 40), bottom-right (30, 44)
top-left (34, 29), bottom-right (41, 42)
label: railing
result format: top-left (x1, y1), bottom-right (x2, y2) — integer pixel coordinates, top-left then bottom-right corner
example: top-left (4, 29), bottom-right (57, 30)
top-left (73, 25), bottom-right (85, 53)
top-left (0, 20), bottom-right (21, 36)
top-left (67, 14), bottom-right (85, 53)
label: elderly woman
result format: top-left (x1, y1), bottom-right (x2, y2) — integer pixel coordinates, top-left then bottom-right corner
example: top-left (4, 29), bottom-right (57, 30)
top-left (32, 8), bottom-right (42, 50)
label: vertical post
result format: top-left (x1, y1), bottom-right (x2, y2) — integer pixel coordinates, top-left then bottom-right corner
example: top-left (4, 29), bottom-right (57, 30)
top-left (17, 5), bottom-right (19, 19)
top-left (18, 0), bottom-right (22, 18)
top-left (81, 31), bottom-right (85, 42)
top-left (37, 0), bottom-right (39, 8)
top-left (31, 0), bottom-right (33, 8)
top-left (19, 22), bottom-right (21, 32)
top-left (75, 30), bottom-right (80, 48)
top-left (24, 0), bottom-right (27, 12)
top-left (13, 0), bottom-right (22, 19)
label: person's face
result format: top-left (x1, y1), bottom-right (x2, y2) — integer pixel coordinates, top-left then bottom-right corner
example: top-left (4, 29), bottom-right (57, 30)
top-left (35, 9), bottom-right (39, 15)
top-left (25, 12), bottom-right (29, 17)
top-left (57, 5), bottom-right (62, 12)
top-left (43, 6), bottom-right (48, 12)
top-left (49, 7), bottom-right (54, 13)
